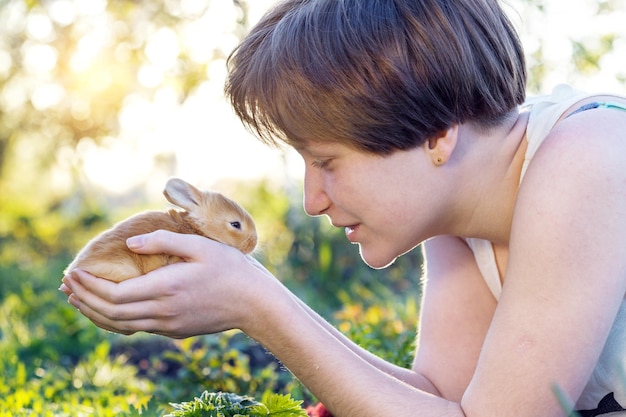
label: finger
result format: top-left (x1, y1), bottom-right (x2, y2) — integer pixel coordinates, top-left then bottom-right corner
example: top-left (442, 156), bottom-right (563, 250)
top-left (126, 230), bottom-right (222, 259)
top-left (66, 271), bottom-right (143, 320)
top-left (69, 291), bottom-right (187, 338)
top-left (66, 279), bottom-right (172, 335)
top-left (63, 262), bottom-right (191, 321)
top-left (59, 282), bottom-right (72, 296)
top-left (68, 271), bottom-right (183, 333)
top-left (68, 293), bottom-right (147, 335)
top-left (65, 268), bottom-right (169, 305)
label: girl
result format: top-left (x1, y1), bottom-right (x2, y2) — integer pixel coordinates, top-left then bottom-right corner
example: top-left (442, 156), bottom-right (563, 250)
top-left (61, 0), bottom-right (626, 415)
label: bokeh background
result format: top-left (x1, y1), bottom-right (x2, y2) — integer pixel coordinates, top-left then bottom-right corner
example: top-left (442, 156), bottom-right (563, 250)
top-left (0, 0), bottom-right (625, 415)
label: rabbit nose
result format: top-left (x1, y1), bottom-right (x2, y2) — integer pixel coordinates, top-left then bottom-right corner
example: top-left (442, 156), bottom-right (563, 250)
top-left (239, 235), bottom-right (257, 254)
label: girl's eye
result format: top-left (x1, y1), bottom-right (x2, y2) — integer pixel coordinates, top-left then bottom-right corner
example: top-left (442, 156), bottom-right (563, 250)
top-left (312, 159), bottom-right (332, 169)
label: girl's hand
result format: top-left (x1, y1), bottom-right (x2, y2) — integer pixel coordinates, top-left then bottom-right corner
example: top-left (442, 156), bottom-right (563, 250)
top-left (61, 230), bottom-right (272, 339)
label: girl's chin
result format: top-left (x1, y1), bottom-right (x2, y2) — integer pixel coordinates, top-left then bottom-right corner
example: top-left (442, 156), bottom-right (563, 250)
top-left (358, 244), bottom-right (399, 270)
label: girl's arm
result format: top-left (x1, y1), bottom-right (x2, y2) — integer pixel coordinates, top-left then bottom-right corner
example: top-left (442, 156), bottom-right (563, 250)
top-left (242, 255), bottom-right (441, 394)
top-left (414, 236), bottom-right (498, 402)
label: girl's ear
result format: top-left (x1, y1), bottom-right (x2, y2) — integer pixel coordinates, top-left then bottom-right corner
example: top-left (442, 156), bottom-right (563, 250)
top-left (425, 125), bottom-right (459, 166)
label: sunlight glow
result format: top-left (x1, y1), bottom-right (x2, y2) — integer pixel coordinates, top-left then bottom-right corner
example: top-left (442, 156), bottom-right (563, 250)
top-left (48, 0), bottom-right (76, 26)
top-left (0, 76), bottom-right (28, 112)
top-left (70, 24), bottom-right (111, 73)
top-left (137, 64), bottom-right (163, 89)
top-left (31, 82), bottom-right (65, 110)
top-left (0, 50), bottom-right (12, 79)
top-left (74, 0), bottom-right (291, 194)
top-left (25, 12), bottom-right (54, 41)
top-left (74, 0), bottom-right (107, 16)
top-left (79, 136), bottom-right (154, 193)
top-left (21, 42), bottom-right (57, 74)
top-left (145, 28), bottom-right (180, 70)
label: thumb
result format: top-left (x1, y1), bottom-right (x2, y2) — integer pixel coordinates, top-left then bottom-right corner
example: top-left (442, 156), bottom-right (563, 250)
top-left (126, 230), bottom-right (214, 259)
top-left (126, 234), bottom-right (147, 250)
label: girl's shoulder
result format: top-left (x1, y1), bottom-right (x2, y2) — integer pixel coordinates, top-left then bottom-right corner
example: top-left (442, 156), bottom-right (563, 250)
top-left (521, 84), bottom-right (626, 180)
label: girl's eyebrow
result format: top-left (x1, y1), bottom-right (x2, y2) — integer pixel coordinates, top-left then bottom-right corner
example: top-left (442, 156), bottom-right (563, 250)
top-left (295, 141), bottom-right (346, 157)
top-left (294, 143), bottom-right (325, 155)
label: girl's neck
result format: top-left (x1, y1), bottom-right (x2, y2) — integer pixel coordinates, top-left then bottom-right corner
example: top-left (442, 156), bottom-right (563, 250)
top-left (452, 110), bottom-right (529, 244)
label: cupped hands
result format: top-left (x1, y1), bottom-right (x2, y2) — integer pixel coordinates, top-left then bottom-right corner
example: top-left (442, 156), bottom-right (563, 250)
top-left (60, 230), bottom-right (277, 339)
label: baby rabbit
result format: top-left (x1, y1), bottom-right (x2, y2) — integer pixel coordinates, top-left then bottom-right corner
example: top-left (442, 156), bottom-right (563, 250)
top-left (64, 178), bottom-right (257, 282)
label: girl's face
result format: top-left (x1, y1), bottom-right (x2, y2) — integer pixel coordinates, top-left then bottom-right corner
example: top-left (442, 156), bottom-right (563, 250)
top-left (296, 141), bottom-right (441, 268)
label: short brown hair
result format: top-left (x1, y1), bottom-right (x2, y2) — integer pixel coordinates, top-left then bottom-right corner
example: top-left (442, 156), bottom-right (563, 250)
top-left (226, 0), bottom-right (526, 154)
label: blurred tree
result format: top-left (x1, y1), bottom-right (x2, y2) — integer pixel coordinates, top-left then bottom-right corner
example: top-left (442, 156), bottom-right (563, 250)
top-left (509, 0), bottom-right (626, 93)
top-left (0, 0), bottom-right (249, 186)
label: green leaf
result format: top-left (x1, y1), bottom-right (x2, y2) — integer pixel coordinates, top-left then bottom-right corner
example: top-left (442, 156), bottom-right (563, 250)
top-left (166, 391), bottom-right (267, 417)
top-left (165, 391), bottom-right (307, 417)
top-left (262, 392), bottom-right (308, 417)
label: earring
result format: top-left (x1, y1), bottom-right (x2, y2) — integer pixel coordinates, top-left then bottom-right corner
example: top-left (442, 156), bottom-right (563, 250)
top-left (436, 157), bottom-right (443, 165)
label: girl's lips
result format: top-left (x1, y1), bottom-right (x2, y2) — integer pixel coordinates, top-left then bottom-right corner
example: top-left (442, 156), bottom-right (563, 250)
top-left (345, 224), bottom-right (359, 242)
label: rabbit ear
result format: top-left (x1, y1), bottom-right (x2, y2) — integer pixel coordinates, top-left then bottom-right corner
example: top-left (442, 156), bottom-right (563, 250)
top-left (163, 178), bottom-right (201, 211)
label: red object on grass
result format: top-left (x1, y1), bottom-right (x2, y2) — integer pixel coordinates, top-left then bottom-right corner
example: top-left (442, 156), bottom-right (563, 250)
top-left (306, 402), bottom-right (334, 417)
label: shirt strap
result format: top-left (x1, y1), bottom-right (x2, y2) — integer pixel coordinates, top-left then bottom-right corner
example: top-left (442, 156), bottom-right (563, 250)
top-left (566, 101), bottom-right (626, 118)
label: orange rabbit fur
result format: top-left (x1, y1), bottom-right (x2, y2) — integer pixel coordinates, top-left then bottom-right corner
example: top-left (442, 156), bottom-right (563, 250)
top-left (64, 178), bottom-right (257, 282)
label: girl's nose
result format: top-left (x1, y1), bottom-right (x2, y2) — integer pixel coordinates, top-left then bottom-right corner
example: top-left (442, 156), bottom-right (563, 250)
top-left (303, 168), bottom-right (331, 216)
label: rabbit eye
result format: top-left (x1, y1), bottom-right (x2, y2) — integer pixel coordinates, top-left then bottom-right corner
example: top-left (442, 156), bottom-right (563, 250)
top-left (230, 221), bottom-right (241, 230)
